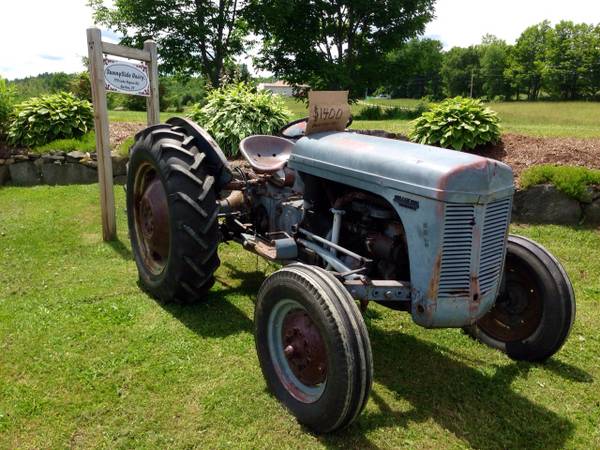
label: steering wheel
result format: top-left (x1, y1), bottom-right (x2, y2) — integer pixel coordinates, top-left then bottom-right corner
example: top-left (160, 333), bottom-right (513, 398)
top-left (279, 116), bottom-right (354, 139)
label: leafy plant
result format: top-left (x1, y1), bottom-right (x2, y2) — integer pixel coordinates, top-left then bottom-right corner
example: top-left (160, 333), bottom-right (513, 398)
top-left (116, 135), bottom-right (135, 157)
top-left (8, 92), bottom-right (94, 148)
top-left (356, 104), bottom-right (387, 120)
top-left (520, 164), bottom-right (600, 202)
top-left (0, 76), bottom-right (16, 140)
top-left (188, 83), bottom-right (291, 157)
top-left (356, 102), bottom-right (431, 121)
top-left (410, 96), bottom-right (500, 151)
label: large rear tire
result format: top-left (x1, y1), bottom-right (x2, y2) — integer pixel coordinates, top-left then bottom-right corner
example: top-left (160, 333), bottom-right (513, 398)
top-left (466, 235), bottom-right (575, 362)
top-left (126, 123), bottom-right (220, 303)
top-left (254, 264), bottom-right (372, 433)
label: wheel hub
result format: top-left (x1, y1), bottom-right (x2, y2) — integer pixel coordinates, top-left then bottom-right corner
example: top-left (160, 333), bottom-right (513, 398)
top-left (281, 310), bottom-right (327, 386)
top-left (477, 258), bottom-right (543, 342)
top-left (133, 165), bottom-right (170, 275)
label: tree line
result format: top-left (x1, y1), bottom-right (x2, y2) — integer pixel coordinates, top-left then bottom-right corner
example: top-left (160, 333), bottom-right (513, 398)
top-left (88, 1), bottom-right (600, 101)
top-left (384, 21), bottom-right (600, 101)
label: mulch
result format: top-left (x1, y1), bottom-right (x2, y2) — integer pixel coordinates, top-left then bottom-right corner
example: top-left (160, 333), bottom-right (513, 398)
top-left (109, 122), bottom-right (145, 150)
top-left (474, 134), bottom-right (600, 180)
top-left (3, 124), bottom-right (599, 185)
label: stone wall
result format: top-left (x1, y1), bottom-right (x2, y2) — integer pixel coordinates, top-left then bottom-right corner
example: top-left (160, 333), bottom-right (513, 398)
top-left (0, 151), bottom-right (127, 186)
top-left (512, 184), bottom-right (600, 226)
top-left (1, 148), bottom-right (598, 226)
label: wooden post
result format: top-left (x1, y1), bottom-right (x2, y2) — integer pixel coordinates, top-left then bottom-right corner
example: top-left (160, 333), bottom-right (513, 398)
top-left (87, 27), bottom-right (117, 242)
top-left (144, 40), bottom-right (160, 126)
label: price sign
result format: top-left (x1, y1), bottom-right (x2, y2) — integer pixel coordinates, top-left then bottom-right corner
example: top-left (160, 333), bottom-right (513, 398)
top-left (306, 91), bottom-right (351, 135)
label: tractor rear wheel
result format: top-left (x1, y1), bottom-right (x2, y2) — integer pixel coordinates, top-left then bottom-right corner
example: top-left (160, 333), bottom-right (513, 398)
top-left (465, 235), bottom-right (575, 362)
top-left (254, 264), bottom-right (373, 433)
top-left (126, 123), bottom-right (220, 303)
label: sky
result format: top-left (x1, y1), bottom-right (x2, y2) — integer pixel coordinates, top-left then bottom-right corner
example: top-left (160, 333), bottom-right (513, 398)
top-left (1, 0), bottom-right (600, 80)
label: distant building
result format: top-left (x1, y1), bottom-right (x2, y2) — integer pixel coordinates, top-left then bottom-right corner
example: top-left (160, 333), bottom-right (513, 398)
top-left (257, 80), bottom-right (308, 97)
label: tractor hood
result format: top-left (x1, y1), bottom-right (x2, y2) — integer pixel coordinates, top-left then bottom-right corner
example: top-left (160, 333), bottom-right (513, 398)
top-left (289, 131), bottom-right (514, 203)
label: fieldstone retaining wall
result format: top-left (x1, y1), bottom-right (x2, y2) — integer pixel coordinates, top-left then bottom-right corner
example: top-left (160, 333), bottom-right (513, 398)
top-left (0, 151), bottom-right (127, 187)
top-left (1, 144), bottom-right (598, 226)
top-left (512, 184), bottom-right (600, 226)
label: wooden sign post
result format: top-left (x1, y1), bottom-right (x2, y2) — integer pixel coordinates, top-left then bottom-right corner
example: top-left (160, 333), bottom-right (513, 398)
top-left (86, 27), bottom-right (160, 241)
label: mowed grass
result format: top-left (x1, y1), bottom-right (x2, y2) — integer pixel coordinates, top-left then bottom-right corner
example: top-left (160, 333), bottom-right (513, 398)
top-left (1, 184), bottom-right (599, 449)
top-left (108, 98), bottom-right (600, 139)
top-left (489, 101), bottom-right (600, 138)
top-left (281, 98), bottom-right (600, 138)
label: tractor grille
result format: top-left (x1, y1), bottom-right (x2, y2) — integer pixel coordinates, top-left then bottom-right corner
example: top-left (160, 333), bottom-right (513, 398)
top-left (438, 199), bottom-right (511, 299)
top-left (479, 198), bottom-right (512, 294)
top-left (438, 204), bottom-right (475, 298)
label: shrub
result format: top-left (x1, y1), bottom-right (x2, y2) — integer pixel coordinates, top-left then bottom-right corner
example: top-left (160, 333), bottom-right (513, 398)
top-left (520, 165), bottom-right (600, 202)
top-left (69, 72), bottom-right (92, 102)
top-left (0, 76), bottom-right (16, 140)
top-left (356, 101), bottom-right (432, 121)
top-left (8, 92), bottom-right (94, 148)
top-left (188, 83), bottom-right (291, 157)
top-left (409, 97), bottom-right (501, 151)
top-left (356, 104), bottom-right (386, 120)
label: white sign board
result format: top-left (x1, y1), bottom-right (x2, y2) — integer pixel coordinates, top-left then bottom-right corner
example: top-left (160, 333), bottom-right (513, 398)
top-left (103, 58), bottom-right (150, 96)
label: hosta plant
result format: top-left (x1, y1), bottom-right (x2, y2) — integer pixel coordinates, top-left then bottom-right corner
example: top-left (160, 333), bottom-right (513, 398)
top-left (8, 92), bottom-right (94, 148)
top-left (410, 97), bottom-right (500, 151)
top-left (0, 76), bottom-right (15, 140)
top-left (188, 83), bottom-right (291, 157)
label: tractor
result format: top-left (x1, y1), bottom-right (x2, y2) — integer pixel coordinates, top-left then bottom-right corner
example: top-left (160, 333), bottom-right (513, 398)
top-left (126, 102), bottom-right (575, 433)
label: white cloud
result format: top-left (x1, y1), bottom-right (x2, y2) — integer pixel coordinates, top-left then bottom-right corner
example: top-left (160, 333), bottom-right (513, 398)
top-left (425, 0), bottom-right (600, 49)
top-left (0, 0), bottom-right (117, 80)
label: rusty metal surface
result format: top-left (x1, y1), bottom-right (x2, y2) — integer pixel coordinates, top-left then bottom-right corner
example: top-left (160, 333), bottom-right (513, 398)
top-left (344, 279), bottom-right (411, 302)
top-left (281, 310), bottom-right (327, 386)
top-left (239, 135), bottom-right (294, 173)
top-left (133, 163), bottom-right (170, 275)
top-left (477, 253), bottom-right (543, 341)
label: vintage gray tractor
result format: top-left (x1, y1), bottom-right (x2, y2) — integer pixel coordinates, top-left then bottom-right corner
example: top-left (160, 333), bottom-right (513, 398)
top-left (126, 114), bottom-right (575, 433)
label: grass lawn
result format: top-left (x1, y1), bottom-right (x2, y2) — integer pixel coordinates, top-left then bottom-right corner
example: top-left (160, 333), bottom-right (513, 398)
top-left (1, 184), bottom-right (599, 449)
top-left (107, 99), bottom-right (600, 139)
top-left (487, 101), bottom-right (600, 138)
top-left (108, 110), bottom-right (183, 123)
top-left (282, 98), bottom-right (600, 138)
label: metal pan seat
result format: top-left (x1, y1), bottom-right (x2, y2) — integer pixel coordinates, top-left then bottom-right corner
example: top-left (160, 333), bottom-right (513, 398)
top-left (239, 135), bottom-right (294, 174)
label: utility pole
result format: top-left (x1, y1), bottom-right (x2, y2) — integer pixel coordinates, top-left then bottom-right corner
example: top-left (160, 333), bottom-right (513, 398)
top-left (469, 69), bottom-right (475, 98)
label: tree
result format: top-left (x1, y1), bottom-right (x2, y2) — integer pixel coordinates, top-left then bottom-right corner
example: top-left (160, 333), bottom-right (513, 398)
top-left (89, 0), bottom-right (248, 87)
top-left (544, 21), bottom-right (600, 100)
top-left (479, 35), bottom-right (511, 100)
top-left (507, 21), bottom-right (551, 100)
top-left (246, 0), bottom-right (436, 98)
top-left (384, 38), bottom-right (444, 99)
top-left (441, 46), bottom-right (481, 97)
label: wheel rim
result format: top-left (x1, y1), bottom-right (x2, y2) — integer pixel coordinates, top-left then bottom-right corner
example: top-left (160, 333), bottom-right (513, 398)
top-left (477, 255), bottom-right (543, 342)
top-left (133, 162), bottom-right (170, 275)
top-left (268, 299), bottom-right (327, 403)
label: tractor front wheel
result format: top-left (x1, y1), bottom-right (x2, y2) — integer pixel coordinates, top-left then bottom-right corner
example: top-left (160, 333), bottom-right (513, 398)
top-left (126, 123), bottom-right (220, 303)
top-left (254, 264), bottom-right (373, 433)
top-left (466, 235), bottom-right (575, 362)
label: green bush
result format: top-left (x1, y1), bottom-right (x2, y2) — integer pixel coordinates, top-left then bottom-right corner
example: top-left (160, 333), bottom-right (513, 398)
top-left (188, 83), bottom-right (291, 157)
top-left (8, 92), bottom-right (94, 148)
top-left (69, 72), bottom-right (92, 102)
top-left (0, 76), bottom-right (16, 140)
top-left (520, 165), bottom-right (600, 202)
top-left (356, 102), bottom-right (431, 121)
top-left (409, 97), bottom-right (501, 151)
top-left (356, 104), bottom-right (386, 120)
